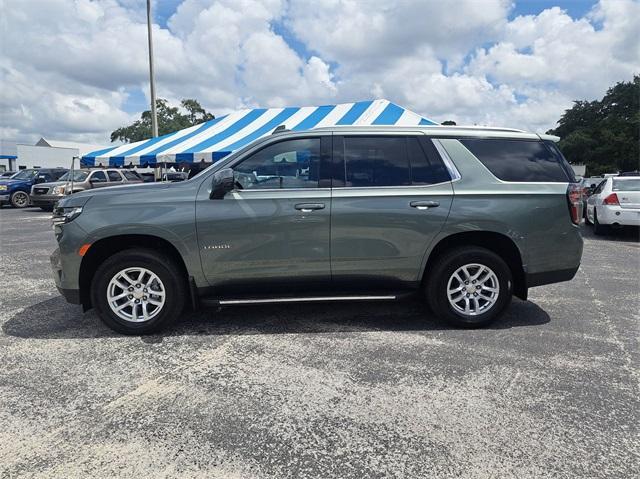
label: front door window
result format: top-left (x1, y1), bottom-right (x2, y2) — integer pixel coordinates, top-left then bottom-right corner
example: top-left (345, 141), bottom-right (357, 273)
top-left (233, 138), bottom-right (321, 190)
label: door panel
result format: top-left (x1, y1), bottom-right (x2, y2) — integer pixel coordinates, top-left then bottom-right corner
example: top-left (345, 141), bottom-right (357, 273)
top-left (330, 184), bottom-right (453, 285)
top-left (195, 134), bottom-right (332, 294)
top-left (330, 134), bottom-right (453, 287)
top-left (196, 189), bottom-right (331, 291)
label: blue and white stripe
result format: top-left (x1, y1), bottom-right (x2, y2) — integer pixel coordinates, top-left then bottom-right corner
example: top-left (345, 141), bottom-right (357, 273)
top-left (82, 99), bottom-right (436, 167)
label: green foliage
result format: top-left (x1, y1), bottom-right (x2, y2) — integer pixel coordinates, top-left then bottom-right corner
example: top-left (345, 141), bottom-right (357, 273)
top-left (547, 76), bottom-right (640, 176)
top-left (111, 99), bottom-right (215, 143)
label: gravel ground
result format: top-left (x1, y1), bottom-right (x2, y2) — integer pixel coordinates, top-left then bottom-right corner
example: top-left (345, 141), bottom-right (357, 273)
top-left (0, 206), bottom-right (638, 478)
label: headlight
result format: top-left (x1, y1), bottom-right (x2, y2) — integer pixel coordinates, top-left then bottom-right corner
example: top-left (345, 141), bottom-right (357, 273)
top-left (0, 185), bottom-right (6, 191)
top-left (52, 206), bottom-right (83, 225)
top-left (52, 185), bottom-right (65, 195)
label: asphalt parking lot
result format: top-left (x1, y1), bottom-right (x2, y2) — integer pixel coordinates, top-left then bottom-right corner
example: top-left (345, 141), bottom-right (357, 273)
top-left (1, 206), bottom-right (638, 478)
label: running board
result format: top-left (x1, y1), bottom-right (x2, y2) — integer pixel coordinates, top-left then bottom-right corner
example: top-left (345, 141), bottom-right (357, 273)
top-left (202, 295), bottom-right (397, 307)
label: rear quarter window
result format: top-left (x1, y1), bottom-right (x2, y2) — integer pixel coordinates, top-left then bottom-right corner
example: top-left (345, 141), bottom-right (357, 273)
top-left (460, 139), bottom-right (571, 182)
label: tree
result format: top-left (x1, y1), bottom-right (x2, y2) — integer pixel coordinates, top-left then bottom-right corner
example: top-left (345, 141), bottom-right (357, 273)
top-left (547, 76), bottom-right (639, 176)
top-left (111, 99), bottom-right (215, 143)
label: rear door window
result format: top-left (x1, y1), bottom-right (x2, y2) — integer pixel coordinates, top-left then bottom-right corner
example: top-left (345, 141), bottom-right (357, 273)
top-left (107, 170), bottom-right (123, 182)
top-left (612, 178), bottom-right (640, 191)
top-left (460, 139), bottom-right (571, 182)
top-left (337, 136), bottom-right (450, 187)
top-left (123, 171), bottom-right (140, 181)
top-left (344, 136), bottom-right (410, 187)
top-left (90, 171), bottom-right (107, 182)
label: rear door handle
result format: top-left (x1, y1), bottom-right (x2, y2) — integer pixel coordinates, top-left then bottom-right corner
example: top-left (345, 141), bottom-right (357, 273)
top-left (295, 203), bottom-right (325, 212)
top-left (410, 200), bottom-right (440, 210)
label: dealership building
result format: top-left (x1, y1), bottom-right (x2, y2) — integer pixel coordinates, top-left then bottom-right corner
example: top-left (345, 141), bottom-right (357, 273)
top-left (0, 138), bottom-right (105, 172)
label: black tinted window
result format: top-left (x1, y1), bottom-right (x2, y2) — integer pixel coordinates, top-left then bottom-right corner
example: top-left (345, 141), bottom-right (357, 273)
top-left (123, 171), bottom-right (140, 181)
top-left (107, 171), bottom-right (122, 181)
top-left (409, 137), bottom-right (451, 185)
top-left (344, 136), bottom-right (410, 187)
top-left (90, 171), bottom-right (107, 182)
top-left (460, 139), bottom-right (570, 182)
top-left (234, 138), bottom-right (320, 189)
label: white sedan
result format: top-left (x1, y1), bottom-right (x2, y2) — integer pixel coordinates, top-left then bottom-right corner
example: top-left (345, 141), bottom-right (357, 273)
top-left (586, 176), bottom-right (640, 234)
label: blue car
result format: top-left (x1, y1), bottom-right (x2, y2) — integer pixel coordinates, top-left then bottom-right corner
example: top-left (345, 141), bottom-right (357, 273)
top-left (0, 168), bottom-right (67, 208)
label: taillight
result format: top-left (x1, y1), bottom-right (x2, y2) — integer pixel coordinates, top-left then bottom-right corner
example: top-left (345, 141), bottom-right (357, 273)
top-left (566, 183), bottom-right (582, 225)
top-left (603, 193), bottom-right (619, 206)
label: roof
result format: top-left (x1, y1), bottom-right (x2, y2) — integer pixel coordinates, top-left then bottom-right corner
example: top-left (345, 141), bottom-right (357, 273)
top-left (36, 138), bottom-right (108, 156)
top-left (81, 99), bottom-right (437, 167)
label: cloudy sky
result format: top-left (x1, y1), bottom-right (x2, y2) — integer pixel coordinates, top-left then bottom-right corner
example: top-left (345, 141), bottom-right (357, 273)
top-left (1, 0), bottom-right (639, 145)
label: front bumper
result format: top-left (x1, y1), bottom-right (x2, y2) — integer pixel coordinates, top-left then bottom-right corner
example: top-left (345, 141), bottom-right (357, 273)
top-left (30, 194), bottom-right (63, 207)
top-left (0, 193), bottom-right (9, 203)
top-left (526, 266), bottom-right (580, 288)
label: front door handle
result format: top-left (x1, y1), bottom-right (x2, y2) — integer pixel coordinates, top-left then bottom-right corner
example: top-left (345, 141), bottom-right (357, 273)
top-left (295, 203), bottom-right (325, 212)
top-left (410, 200), bottom-right (440, 210)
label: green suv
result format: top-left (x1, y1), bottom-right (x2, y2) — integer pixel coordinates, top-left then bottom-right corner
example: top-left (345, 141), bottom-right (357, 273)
top-left (51, 126), bottom-right (583, 334)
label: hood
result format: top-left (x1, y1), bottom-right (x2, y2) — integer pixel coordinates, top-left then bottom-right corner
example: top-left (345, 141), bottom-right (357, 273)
top-left (0, 178), bottom-right (30, 187)
top-left (34, 181), bottom-right (67, 189)
top-left (59, 181), bottom-right (172, 207)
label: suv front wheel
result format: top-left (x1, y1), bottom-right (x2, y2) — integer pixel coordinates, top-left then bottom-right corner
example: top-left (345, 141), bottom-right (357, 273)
top-left (426, 247), bottom-right (513, 328)
top-left (91, 249), bottom-right (186, 334)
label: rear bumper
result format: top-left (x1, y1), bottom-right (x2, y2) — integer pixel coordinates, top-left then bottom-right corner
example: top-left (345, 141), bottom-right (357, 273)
top-left (526, 266), bottom-right (579, 288)
top-left (598, 206), bottom-right (640, 226)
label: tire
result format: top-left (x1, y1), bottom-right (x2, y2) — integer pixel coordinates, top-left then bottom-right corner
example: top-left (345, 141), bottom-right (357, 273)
top-left (425, 246), bottom-right (513, 328)
top-left (10, 191), bottom-right (30, 208)
top-left (91, 249), bottom-right (186, 334)
top-left (584, 206), bottom-right (592, 225)
top-left (593, 210), bottom-right (607, 236)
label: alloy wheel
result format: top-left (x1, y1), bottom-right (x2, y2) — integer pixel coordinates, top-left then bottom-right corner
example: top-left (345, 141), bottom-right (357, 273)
top-left (446, 263), bottom-right (500, 316)
top-left (106, 267), bottom-right (166, 322)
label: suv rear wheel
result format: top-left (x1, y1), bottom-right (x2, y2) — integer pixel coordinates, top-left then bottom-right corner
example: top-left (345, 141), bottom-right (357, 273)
top-left (425, 247), bottom-right (513, 328)
top-left (91, 249), bottom-right (186, 334)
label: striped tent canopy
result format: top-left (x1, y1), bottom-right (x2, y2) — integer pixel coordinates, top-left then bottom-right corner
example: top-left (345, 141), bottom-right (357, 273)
top-left (82, 99), bottom-right (436, 167)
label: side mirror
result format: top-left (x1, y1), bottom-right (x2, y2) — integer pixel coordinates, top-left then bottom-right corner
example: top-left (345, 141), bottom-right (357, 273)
top-left (210, 168), bottom-right (235, 199)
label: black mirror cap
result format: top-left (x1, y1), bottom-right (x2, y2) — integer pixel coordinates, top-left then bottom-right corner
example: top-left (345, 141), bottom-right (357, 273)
top-left (210, 168), bottom-right (235, 199)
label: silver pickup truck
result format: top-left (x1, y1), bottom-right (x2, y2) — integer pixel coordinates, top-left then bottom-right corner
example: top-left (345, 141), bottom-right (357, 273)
top-left (31, 168), bottom-right (142, 211)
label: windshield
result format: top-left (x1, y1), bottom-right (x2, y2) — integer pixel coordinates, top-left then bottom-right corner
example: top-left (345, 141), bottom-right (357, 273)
top-left (11, 169), bottom-right (38, 180)
top-left (58, 170), bottom-right (89, 182)
top-left (612, 178), bottom-right (640, 191)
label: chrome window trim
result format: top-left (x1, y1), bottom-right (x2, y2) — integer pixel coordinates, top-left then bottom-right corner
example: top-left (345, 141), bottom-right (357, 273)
top-left (432, 139), bottom-right (461, 181)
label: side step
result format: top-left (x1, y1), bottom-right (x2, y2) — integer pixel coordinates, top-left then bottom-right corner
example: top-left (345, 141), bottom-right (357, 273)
top-left (201, 295), bottom-right (397, 307)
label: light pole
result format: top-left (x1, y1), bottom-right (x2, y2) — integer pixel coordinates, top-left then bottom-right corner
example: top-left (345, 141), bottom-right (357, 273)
top-left (146, 0), bottom-right (158, 138)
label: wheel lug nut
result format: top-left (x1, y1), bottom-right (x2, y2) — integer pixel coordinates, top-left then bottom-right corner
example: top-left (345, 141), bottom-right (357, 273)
top-left (466, 293), bottom-right (470, 297)
top-left (128, 287), bottom-right (133, 292)
top-left (135, 284), bottom-right (141, 288)
top-left (128, 295), bottom-right (133, 299)
top-left (143, 288), bottom-right (147, 293)
top-left (476, 285), bottom-right (481, 289)
top-left (472, 280), bottom-right (476, 284)
top-left (135, 299), bottom-right (140, 304)
top-left (474, 293), bottom-right (478, 296)
top-left (465, 281), bottom-right (469, 285)
top-left (143, 296), bottom-right (147, 300)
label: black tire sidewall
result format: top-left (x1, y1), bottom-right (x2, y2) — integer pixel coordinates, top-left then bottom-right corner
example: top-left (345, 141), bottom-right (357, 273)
top-left (91, 249), bottom-right (185, 334)
top-left (427, 247), bottom-right (512, 328)
top-left (10, 191), bottom-right (29, 208)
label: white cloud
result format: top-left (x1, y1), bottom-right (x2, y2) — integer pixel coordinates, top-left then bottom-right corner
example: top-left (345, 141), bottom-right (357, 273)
top-left (0, 0), bottom-right (638, 144)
